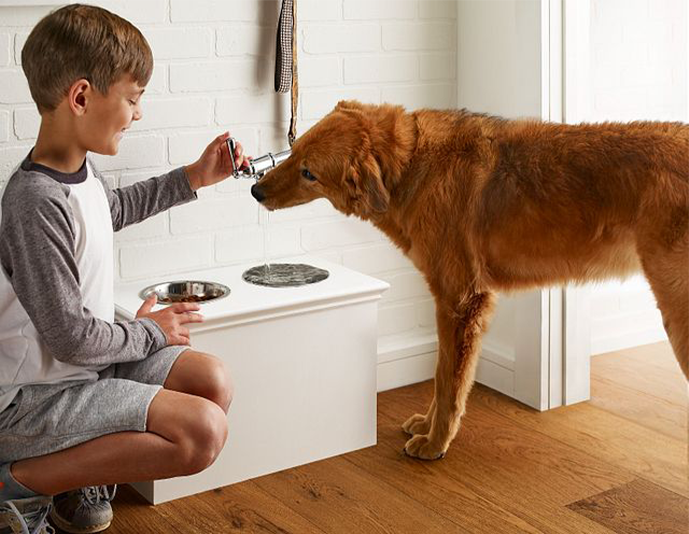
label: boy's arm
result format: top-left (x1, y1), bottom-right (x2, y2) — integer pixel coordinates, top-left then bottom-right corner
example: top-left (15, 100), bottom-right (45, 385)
top-left (96, 132), bottom-right (247, 231)
top-left (93, 164), bottom-right (197, 232)
top-left (0, 182), bottom-right (167, 366)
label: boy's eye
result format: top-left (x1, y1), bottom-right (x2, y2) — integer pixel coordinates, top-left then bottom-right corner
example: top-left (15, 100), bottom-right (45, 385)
top-left (301, 169), bottom-right (317, 182)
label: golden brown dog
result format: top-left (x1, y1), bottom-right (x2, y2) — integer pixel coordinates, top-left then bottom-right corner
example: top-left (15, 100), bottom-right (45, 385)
top-left (251, 100), bottom-right (689, 460)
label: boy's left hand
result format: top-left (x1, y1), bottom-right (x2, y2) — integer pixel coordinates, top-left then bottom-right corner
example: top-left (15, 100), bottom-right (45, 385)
top-left (184, 132), bottom-right (250, 191)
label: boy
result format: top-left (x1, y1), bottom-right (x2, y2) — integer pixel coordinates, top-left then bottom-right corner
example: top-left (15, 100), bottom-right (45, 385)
top-left (0, 4), bottom-right (248, 533)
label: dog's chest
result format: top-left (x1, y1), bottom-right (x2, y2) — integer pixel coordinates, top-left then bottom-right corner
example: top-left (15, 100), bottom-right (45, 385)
top-left (407, 245), bottom-right (426, 272)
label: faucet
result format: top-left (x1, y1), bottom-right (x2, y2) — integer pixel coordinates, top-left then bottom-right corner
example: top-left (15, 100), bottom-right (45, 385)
top-left (227, 137), bottom-right (291, 180)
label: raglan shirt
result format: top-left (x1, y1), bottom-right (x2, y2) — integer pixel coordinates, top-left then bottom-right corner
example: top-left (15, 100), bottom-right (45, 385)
top-left (0, 154), bottom-right (197, 413)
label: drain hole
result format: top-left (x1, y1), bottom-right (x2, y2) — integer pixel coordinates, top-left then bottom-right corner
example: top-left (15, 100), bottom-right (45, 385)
top-left (242, 263), bottom-right (329, 288)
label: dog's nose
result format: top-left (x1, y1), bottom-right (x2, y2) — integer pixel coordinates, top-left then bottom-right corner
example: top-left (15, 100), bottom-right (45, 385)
top-left (251, 184), bottom-right (266, 202)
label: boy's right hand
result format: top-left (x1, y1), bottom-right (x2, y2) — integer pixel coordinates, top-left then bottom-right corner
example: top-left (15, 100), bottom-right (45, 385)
top-left (135, 294), bottom-right (204, 346)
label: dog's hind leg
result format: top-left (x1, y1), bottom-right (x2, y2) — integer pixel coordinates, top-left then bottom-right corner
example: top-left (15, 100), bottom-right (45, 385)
top-left (638, 229), bottom-right (689, 380)
top-left (404, 291), bottom-right (496, 459)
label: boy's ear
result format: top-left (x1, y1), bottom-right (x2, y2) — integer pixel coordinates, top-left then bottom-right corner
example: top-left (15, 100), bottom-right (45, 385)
top-left (346, 152), bottom-right (389, 215)
top-left (67, 78), bottom-right (91, 116)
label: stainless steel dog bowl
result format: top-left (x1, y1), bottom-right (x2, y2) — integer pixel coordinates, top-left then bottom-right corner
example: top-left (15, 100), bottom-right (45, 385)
top-left (139, 281), bottom-right (230, 304)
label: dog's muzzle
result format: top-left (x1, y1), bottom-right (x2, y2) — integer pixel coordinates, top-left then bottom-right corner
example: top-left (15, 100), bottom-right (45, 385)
top-left (251, 184), bottom-right (266, 202)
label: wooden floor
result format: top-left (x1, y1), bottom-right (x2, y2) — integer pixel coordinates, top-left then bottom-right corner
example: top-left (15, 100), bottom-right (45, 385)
top-left (99, 342), bottom-right (687, 534)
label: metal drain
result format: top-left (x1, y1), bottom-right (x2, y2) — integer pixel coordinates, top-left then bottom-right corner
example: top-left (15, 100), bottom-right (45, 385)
top-left (242, 263), bottom-right (329, 288)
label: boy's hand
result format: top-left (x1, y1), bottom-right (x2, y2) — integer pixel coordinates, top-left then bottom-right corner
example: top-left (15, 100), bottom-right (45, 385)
top-left (184, 132), bottom-right (250, 191)
top-left (136, 294), bottom-right (204, 346)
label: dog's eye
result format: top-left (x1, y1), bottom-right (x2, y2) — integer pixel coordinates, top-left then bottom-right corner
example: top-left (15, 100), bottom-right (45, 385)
top-left (301, 169), bottom-right (317, 182)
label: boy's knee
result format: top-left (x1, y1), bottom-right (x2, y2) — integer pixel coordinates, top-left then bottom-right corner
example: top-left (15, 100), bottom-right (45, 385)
top-left (203, 355), bottom-right (234, 412)
top-left (177, 400), bottom-right (228, 475)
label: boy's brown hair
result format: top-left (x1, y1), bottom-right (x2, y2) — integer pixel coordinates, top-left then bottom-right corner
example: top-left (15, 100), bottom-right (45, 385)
top-left (22, 3), bottom-right (153, 113)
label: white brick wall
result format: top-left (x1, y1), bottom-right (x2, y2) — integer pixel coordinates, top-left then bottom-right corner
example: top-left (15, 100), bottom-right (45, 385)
top-left (120, 236), bottom-right (212, 279)
top-left (588, 0), bottom-right (687, 354)
top-left (0, 69), bottom-right (31, 104)
top-left (0, 33), bottom-right (10, 67)
top-left (344, 1), bottom-right (418, 20)
top-left (303, 24), bottom-right (381, 54)
top-left (0, 0), bottom-right (456, 347)
top-left (382, 23), bottom-right (455, 51)
top-left (345, 55), bottom-right (418, 84)
top-left (0, 110), bottom-right (8, 143)
top-left (143, 27), bottom-right (213, 59)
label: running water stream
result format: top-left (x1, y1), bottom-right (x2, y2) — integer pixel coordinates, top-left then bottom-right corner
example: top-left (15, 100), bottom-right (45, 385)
top-left (243, 203), bottom-right (330, 288)
top-left (244, 183), bottom-right (330, 288)
top-left (258, 203), bottom-right (271, 281)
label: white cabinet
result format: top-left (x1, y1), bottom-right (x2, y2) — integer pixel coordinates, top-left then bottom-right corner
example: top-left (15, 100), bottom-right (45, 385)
top-left (115, 258), bottom-right (388, 503)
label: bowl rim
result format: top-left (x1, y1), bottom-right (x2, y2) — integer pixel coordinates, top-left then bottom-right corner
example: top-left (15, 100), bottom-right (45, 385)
top-left (138, 280), bottom-right (231, 304)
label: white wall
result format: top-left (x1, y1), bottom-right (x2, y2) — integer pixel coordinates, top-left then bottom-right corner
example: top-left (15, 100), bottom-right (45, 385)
top-left (0, 1), bottom-right (458, 362)
top-left (587, 0), bottom-right (688, 354)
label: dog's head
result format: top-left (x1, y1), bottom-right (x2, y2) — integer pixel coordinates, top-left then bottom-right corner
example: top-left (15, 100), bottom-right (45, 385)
top-left (251, 100), bottom-right (413, 219)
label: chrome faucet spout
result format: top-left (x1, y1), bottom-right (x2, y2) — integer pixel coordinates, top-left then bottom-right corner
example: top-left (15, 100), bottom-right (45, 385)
top-left (227, 137), bottom-right (291, 180)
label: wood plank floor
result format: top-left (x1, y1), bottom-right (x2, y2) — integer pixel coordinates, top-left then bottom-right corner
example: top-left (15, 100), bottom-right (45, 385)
top-left (93, 342), bottom-right (687, 534)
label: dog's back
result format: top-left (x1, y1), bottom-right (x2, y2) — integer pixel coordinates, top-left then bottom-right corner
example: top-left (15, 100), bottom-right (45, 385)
top-left (399, 110), bottom-right (688, 288)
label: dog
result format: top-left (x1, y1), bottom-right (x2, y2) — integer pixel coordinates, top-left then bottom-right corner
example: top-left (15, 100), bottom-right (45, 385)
top-left (251, 100), bottom-right (689, 460)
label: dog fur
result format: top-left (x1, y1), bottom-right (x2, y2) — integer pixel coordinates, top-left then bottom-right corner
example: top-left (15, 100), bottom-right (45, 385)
top-left (251, 100), bottom-right (689, 460)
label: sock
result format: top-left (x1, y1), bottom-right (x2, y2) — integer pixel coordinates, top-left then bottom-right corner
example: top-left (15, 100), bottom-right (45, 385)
top-left (0, 463), bottom-right (39, 502)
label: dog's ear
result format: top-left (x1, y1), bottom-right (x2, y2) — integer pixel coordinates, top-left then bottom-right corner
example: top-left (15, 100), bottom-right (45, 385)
top-left (335, 100), bottom-right (364, 112)
top-left (348, 153), bottom-right (389, 215)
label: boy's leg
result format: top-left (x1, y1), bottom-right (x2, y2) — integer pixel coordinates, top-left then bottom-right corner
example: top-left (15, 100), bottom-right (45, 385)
top-left (10, 387), bottom-right (228, 496)
top-left (162, 349), bottom-right (234, 413)
top-left (1, 346), bottom-right (233, 532)
top-left (7, 347), bottom-right (233, 496)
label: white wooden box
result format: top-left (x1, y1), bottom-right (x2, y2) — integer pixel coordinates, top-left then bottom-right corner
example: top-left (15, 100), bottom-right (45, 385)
top-left (114, 257), bottom-right (388, 504)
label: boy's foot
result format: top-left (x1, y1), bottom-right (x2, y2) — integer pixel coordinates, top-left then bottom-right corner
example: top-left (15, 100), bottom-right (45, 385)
top-left (49, 486), bottom-right (116, 534)
top-left (0, 495), bottom-right (54, 534)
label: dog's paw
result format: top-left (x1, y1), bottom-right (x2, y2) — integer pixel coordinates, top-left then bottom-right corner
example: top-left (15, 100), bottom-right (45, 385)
top-left (403, 434), bottom-right (447, 460)
top-left (402, 413), bottom-right (431, 436)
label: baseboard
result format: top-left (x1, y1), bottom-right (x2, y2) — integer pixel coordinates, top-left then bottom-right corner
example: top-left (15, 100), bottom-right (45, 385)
top-left (377, 330), bottom-right (516, 395)
top-left (592, 326), bottom-right (668, 355)
top-left (377, 350), bottom-right (437, 392)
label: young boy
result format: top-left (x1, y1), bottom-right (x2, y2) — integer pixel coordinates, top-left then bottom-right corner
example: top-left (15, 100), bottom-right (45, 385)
top-left (0, 5), bottom-right (248, 533)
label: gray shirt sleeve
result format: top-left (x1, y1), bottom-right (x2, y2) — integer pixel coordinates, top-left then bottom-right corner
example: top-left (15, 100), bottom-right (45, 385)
top-left (0, 169), bottom-right (192, 367)
top-left (91, 163), bottom-right (197, 231)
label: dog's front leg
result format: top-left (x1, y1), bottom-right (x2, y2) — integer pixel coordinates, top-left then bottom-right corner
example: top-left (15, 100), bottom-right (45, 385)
top-left (404, 292), bottom-right (496, 460)
top-left (402, 398), bottom-right (436, 436)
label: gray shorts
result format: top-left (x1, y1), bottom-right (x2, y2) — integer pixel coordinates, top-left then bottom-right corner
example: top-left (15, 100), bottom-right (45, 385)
top-left (0, 346), bottom-right (188, 463)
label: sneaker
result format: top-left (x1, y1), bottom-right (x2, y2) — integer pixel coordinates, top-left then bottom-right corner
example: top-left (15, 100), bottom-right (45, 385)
top-left (0, 495), bottom-right (55, 534)
top-left (49, 486), bottom-right (116, 534)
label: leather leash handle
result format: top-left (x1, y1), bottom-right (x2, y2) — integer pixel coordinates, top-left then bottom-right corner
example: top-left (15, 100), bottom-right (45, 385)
top-left (275, 0), bottom-right (298, 147)
top-left (288, 0), bottom-right (298, 147)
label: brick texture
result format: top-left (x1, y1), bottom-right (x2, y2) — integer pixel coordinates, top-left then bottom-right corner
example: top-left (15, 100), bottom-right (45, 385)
top-left (0, 0), bottom-right (461, 343)
top-left (0, 111), bottom-right (9, 143)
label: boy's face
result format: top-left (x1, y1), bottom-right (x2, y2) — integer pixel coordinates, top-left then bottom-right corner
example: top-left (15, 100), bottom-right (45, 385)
top-left (81, 75), bottom-right (144, 156)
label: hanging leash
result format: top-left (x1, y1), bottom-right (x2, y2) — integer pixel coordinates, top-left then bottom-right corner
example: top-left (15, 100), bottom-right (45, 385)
top-left (275, 0), bottom-right (298, 146)
top-left (227, 3), bottom-right (297, 179)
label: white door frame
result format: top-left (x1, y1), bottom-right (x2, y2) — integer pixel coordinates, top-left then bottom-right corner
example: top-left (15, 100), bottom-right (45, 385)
top-left (511, 0), bottom-right (572, 411)
top-left (561, 0), bottom-right (593, 406)
top-left (547, 0), bottom-right (593, 408)
top-left (456, 0), bottom-right (592, 410)
top-left (515, 0), bottom-right (593, 410)
top-left (514, 0), bottom-right (591, 410)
